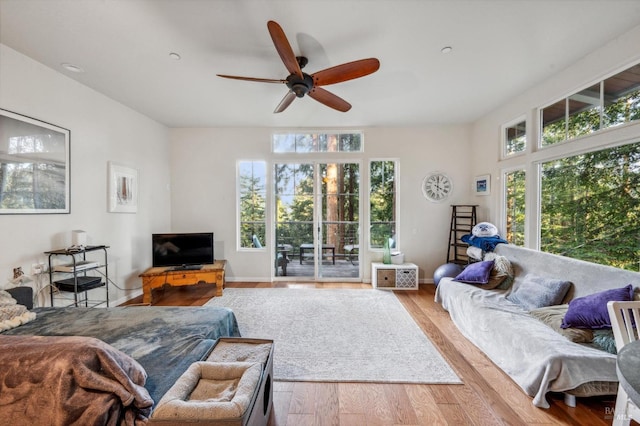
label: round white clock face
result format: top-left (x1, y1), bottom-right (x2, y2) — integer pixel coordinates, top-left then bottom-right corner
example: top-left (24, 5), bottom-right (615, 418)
top-left (422, 172), bottom-right (453, 202)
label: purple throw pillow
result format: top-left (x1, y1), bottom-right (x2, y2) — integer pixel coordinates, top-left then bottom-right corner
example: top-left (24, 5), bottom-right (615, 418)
top-left (453, 260), bottom-right (494, 284)
top-left (561, 284), bottom-right (635, 329)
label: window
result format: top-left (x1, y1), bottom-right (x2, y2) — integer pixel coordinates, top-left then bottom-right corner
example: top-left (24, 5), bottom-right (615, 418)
top-left (238, 161), bottom-right (266, 249)
top-left (503, 169), bottom-right (526, 245)
top-left (540, 141), bottom-right (640, 271)
top-left (567, 83), bottom-right (602, 140)
top-left (503, 61), bottom-right (640, 271)
top-left (540, 62), bottom-right (640, 147)
top-left (503, 119), bottom-right (526, 156)
top-left (369, 160), bottom-right (397, 249)
top-left (603, 64), bottom-right (640, 128)
top-left (541, 99), bottom-right (567, 146)
top-left (541, 84), bottom-right (602, 146)
top-left (274, 162), bottom-right (314, 252)
top-left (273, 132), bottom-right (362, 153)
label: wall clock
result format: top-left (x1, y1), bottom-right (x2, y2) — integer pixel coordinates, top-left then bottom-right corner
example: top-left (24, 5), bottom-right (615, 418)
top-left (422, 172), bottom-right (453, 202)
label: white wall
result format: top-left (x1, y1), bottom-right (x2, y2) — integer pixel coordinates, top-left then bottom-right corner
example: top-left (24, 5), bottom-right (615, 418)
top-left (169, 125), bottom-right (473, 282)
top-left (470, 23), bottom-right (640, 244)
top-left (7, 23), bottom-right (638, 294)
top-left (0, 44), bottom-right (172, 305)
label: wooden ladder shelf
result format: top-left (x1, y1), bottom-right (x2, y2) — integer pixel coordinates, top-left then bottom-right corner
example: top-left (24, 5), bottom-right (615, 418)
top-left (447, 205), bottom-right (477, 265)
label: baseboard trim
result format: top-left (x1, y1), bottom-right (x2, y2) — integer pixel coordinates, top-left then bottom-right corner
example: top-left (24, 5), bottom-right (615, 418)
top-left (110, 288), bottom-right (143, 306)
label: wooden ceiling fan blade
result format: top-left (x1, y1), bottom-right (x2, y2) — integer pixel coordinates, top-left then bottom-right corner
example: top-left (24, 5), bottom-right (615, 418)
top-left (217, 74), bottom-right (286, 84)
top-left (308, 87), bottom-right (351, 112)
top-left (267, 20), bottom-right (303, 78)
top-left (312, 58), bottom-right (380, 86)
top-left (274, 91), bottom-right (297, 113)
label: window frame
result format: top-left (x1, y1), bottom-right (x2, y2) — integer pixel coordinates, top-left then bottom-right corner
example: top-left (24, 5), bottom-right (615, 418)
top-left (237, 160), bottom-right (267, 251)
top-left (500, 59), bottom-right (640, 270)
top-left (538, 60), bottom-right (640, 149)
top-left (537, 140), bottom-right (640, 270)
top-left (501, 166), bottom-right (527, 246)
top-left (272, 131), bottom-right (364, 153)
top-left (368, 158), bottom-right (399, 251)
top-left (240, 132), bottom-right (404, 270)
top-left (501, 115), bottom-right (527, 159)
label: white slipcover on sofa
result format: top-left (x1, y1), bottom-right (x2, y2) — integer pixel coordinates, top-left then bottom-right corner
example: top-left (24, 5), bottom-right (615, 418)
top-left (435, 244), bottom-right (640, 408)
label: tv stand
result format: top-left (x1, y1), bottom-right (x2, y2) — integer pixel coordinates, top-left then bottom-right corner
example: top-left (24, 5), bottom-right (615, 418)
top-left (139, 260), bottom-right (225, 304)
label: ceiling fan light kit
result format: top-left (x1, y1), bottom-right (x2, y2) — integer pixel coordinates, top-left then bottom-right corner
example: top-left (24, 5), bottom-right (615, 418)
top-left (217, 20), bottom-right (380, 113)
top-left (286, 71), bottom-right (314, 97)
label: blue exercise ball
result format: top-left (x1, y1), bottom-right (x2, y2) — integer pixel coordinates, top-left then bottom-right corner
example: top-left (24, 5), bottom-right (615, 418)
top-left (433, 263), bottom-right (463, 286)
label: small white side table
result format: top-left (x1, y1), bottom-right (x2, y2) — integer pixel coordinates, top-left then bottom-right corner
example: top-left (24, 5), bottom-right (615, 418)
top-left (372, 262), bottom-right (418, 290)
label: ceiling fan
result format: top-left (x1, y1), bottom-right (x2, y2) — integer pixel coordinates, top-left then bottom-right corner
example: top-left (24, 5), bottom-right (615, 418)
top-left (217, 20), bottom-right (380, 113)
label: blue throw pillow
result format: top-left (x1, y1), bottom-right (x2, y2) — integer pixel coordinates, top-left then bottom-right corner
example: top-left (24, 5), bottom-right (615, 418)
top-left (592, 329), bottom-right (617, 354)
top-left (453, 260), bottom-right (494, 284)
top-left (506, 275), bottom-right (572, 311)
top-left (561, 284), bottom-right (634, 329)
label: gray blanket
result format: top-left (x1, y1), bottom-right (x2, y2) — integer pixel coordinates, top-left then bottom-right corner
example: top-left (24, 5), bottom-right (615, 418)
top-left (435, 279), bottom-right (617, 408)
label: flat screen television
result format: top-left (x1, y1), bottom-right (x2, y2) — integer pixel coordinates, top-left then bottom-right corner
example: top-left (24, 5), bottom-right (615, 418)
top-left (152, 232), bottom-right (214, 270)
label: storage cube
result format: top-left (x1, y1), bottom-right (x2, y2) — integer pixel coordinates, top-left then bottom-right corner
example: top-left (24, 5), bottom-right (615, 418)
top-left (372, 263), bottom-right (419, 290)
top-left (376, 269), bottom-right (396, 287)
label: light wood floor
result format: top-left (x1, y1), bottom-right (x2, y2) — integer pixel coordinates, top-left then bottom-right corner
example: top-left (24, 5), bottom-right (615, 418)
top-left (123, 282), bottom-right (625, 425)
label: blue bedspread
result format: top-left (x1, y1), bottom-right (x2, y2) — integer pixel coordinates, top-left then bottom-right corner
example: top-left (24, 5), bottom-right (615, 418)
top-left (2, 306), bottom-right (240, 405)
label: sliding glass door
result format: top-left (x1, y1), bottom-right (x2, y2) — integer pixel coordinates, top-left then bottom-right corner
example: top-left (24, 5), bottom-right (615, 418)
top-left (318, 162), bottom-right (360, 279)
top-left (275, 162), bottom-right (314, 279)
top-left (274, 162), bottom-right (360, 280)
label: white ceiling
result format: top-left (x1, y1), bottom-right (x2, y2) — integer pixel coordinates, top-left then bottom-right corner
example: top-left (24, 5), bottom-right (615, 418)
top-left (2, 0), bottom-right (640, 128)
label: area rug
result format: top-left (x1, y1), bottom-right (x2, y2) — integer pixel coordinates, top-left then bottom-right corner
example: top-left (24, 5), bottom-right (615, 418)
top-left (205, 288), bottom-right (461, 384)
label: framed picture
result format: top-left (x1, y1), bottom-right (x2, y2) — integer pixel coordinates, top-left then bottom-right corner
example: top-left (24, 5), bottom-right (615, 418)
top-left (108, 162), bottom-right (138, 213)
top-left (474, 174), bottom-right (491, 196)
top-left (0, 109), bottom-right (70, 214)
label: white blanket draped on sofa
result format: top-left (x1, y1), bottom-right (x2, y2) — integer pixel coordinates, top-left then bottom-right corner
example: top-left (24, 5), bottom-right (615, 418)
top-left (435, 280), bottom-right (617, 408)
top-left (434, 244), bottom-right (640, 408)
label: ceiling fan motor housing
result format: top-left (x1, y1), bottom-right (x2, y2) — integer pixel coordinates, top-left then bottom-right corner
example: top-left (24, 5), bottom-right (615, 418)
top-left (286, 73), bottom-right (314, 97)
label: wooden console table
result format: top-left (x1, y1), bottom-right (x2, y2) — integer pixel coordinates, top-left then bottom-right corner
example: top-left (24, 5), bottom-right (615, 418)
top-left (139, 260), bottom-right (226, 304)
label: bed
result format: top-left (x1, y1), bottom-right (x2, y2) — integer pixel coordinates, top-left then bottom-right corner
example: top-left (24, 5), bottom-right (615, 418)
top-left (0, 288), bottom-right (240, 425)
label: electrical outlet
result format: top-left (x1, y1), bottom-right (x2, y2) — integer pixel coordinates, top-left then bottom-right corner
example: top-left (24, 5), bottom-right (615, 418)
top-left (31, 263), bottom-right (45, 275)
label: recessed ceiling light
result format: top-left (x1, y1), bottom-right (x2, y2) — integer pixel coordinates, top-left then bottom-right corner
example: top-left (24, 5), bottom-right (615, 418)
top-left (61, 63), bottom-right (85, 73)
top-left (441, 46), bottom-right (453, 54)
top-left (169, 52), bottom-right (181, 60)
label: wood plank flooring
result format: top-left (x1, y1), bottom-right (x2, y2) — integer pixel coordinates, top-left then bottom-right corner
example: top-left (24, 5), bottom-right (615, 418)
top-left (122, 282), bottom-right (625, 425)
